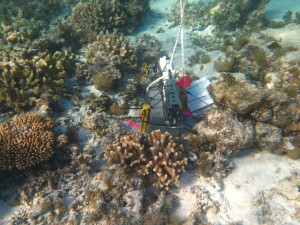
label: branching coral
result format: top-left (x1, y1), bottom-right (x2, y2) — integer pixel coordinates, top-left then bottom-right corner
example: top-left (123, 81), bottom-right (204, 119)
top-left (68, 0), bottom-right (149, 42)
top-left (86, 30), bottom-right (136, 69)
top-left (169, 0), bottom-right (269, 31)
top-left (0, 113), bottom-right (54, 169)
top-left (104, 130), bottom-right (187, 189)
top-left (0, 36), bottom-right (76, 113)
top-left (81, 31), bottom-right (136, 92)
top-left (0, 0), bottom-right (65, 40)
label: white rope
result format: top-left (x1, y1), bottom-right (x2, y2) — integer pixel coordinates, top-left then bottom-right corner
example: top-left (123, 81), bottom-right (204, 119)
top-left (180, 0), bottom-right (185, 77)
top-left (170, 0), bottom-right (186, 76)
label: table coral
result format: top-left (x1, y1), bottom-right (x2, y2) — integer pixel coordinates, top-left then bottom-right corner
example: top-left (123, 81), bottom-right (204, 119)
top-left (0, 113), bottom-right (54, 169)
top-left (104, 130), bottom-right (187, 189)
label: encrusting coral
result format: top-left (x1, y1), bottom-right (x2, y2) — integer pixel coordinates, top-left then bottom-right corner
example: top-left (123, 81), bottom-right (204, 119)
top-left (104, 130), bottom-right (187, 189)
top-left (0, 113), bottom-right (54, 169)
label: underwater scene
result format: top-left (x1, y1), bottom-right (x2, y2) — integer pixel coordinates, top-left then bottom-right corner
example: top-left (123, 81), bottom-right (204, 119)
top-left (0, 0), bottom-right (299, 224)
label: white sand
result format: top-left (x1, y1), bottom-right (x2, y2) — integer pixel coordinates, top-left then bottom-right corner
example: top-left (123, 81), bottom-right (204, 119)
top-left (174, 149), bottom-right (300, 224)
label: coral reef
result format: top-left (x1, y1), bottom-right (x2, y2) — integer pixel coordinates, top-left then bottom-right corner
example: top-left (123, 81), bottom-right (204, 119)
top-left (188, 51), bottom-right (212, 67)
top-left (255, 122), bottom-right (282, 151)
top-left (84, 93), bottom-right (112, 113)
top-left (214, 55), bottom-right (235, 72)
top-left (68, 0), bottom-right (150, 42)
top-left (109, 103), bottom-right (127, 116)
top-left (0, 0), bottom-right (64, 40)
top-left (86, 30), bottom-right (136, 69)
top-left (104, 130), bottom-right (187, 189)
top-left (79, 31), bottom-right (137, 92)
top-left (169, 0), bottom-right (269, 31)
top-left (195, 109), bottom-right (255, 155)
top-left (83, 51), bottom-right (123, 92)
top-left (134, 34), bottom-right (162, 67)
top-left (186, 134), bottom-right (229, 177)
top-left (169, 0), bottom-right (216, 30)
top-left (208, 73), bottom-right (265, 114)
top-left (0, 113), bottom-right (54, 169)
top-left (206, 71), bottom-right (296, 152)
top-left (0, 35), bottom-right (76, 113)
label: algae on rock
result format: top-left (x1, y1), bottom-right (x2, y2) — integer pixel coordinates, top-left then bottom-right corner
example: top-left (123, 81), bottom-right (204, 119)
top-left (208, 73), bottom-right (265, 114)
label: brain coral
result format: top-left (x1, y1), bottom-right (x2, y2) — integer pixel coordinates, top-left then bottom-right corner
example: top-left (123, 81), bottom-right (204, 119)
top-left (69, 0), bottom-right (150, 42)
top-left (104, 130), bottom-right (187, 189)
top-left (0, 113), bottom-right (54, 169)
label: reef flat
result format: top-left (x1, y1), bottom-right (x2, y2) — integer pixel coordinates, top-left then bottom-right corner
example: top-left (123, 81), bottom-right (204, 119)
top-left (0, 0), bottom-right (299, 224)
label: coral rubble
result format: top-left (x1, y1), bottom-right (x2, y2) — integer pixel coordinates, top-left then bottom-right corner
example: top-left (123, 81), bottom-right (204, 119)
top-left (104, 130), bottom-right (188, 189)
top-left (0, 113), bottom-right (54, 169)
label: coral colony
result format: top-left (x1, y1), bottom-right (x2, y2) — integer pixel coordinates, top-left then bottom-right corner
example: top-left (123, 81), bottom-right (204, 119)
top-left (0, 0), bottom-right (299, 224)
top-left (0, 113), bottom-right (54, 169)
top-left (104, 130), bottom-right (187, 189)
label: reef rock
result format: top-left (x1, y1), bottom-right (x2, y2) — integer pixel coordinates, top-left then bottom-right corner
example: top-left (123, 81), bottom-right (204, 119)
top-left (195, 109), bottom-right (254, 155)
top-left (273, 136), bottom-right (300, 159)
top-left (255, 122), bottom-right (282, 151)
top-left (208, 73), bottom-right (265, 114)
top-left (214, 55), bottom-right (235, 72)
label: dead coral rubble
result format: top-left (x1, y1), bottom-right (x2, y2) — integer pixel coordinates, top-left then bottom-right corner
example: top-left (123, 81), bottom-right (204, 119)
top-left (104, 130), bottom-right (188, 189)
top-left (0, 113), bottom-right (54, 169)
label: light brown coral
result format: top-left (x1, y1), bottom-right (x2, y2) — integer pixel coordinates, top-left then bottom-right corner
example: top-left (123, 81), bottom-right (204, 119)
top-left (86, 30), bottom-right (136, 69)
top-left (104, 130), bottom-right (187, 189)
top-left (68, 0), bottom-right (149, 42)
top-left (0, 113), bottom-right (54, 169)
top-left (0, 35), bottom-right (76, 113)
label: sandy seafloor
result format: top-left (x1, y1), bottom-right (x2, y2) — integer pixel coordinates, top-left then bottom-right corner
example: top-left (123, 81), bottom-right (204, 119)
top-left (0, 0), bottom-right (300, 224)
